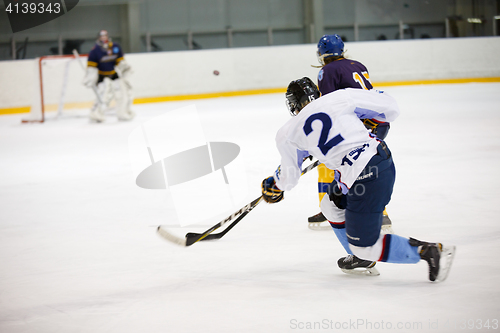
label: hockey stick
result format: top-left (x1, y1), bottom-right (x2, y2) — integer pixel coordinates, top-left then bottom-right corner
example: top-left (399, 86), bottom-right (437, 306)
top-left (157, 196), bottom-right (263, 247)
top-left (191, 160), bottom-right (320, 243)
top-left (186, 159), bottom-right (321, 242)
top-left (184, 196), bottom-right (263, 243)
top-left (157, 159), bottom-right (320, 246)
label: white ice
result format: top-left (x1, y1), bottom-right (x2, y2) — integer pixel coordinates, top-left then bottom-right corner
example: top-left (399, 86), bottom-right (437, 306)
top-left (1, 83), bottom-right (500, 333)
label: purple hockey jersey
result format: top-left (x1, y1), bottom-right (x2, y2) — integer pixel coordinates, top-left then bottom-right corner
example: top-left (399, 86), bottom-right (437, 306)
top-left (317, 58), bottom-right (373, 95)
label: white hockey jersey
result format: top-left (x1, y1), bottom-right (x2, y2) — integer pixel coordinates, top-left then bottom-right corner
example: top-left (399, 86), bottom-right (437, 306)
top-left (274, 88), bottom-right (400, 193)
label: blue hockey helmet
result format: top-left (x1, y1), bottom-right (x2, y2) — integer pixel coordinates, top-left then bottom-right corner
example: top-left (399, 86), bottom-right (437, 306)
top-left (285, 77), bottom-right (320, 116)
top-left (317, 34), bottom-right (344, 66)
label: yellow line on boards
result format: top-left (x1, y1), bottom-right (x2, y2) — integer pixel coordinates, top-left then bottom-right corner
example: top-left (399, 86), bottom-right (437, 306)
top-left (374, 77), bottom-right (500, 87)
top-left (132, 87), bottom-right (286, 104)
top-left (2, 78), bottom-right (499, 115)
top-left (0, 106), bottom-right (31, 115)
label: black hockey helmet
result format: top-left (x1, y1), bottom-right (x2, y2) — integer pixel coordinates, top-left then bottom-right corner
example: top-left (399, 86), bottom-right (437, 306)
top-left (285, 77), bottom-right (320, 116)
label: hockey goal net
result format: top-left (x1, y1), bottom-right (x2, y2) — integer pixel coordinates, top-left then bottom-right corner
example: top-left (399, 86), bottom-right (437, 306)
top-left (22, 54), bottom-right (95, 123)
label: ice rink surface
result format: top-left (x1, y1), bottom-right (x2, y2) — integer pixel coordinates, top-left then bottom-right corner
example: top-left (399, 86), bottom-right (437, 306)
top-left (1, 82), bottom-right (500, 333)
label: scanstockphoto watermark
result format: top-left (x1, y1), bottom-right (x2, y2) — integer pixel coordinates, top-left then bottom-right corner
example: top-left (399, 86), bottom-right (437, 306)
top-left (277, 164), bottom-right (380, 195)
top-left (290, 318), bottom-right (424, 330)
top-left (289, 318), bottom-right (499, 330)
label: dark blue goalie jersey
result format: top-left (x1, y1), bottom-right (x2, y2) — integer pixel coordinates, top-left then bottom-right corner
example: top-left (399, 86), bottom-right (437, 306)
top-left (87, 42), bottom-right (124, 76)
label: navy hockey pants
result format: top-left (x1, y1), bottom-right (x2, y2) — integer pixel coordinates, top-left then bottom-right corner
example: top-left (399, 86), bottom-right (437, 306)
top-left (344, 142), bottom-right (395, 247)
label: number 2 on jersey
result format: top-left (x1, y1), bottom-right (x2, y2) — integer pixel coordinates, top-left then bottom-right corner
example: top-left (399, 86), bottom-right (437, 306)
top-left (303, 113), bottom-right (344, 155)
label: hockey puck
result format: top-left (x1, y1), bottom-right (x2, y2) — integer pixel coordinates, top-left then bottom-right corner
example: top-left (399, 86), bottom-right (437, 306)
top-left (213, 70), bottom-right (220, 76)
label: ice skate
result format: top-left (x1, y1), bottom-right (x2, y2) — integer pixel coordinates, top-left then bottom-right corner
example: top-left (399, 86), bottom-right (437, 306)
top-left (117, 109), bottom-right (135, 121)
top-left (409, 238), bottom-right (456, 282)
top-left (337, 254), bottom-right (380, 276)
top-left (89, 107), bottom-right (105, 122)
top-left (307, 212), bottom-right (330, 231)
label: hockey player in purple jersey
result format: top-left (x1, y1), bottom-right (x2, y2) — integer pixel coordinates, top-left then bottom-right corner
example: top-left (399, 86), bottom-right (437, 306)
top-left (261, 77), bottom-right (455, 282)
top-left (317, 35), bottom-right (389, 139)
top-left (309, 35), bottom-right (395, 275)
top-left (82, 30), bottom-right (135, 122)
top-left (309, 35), bottom-right (392, 238)
top-left (317, 35), bottom-right (373, 92)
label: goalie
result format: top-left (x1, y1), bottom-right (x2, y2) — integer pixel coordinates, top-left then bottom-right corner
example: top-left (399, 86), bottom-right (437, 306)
top-left (82, 30), bottom-right (135, 122)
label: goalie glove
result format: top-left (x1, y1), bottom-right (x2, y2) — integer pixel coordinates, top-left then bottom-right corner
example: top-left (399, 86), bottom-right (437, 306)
top-left (261, 176), bottom-right (284, 203)
top-left (116, 60), bottom-right (132, 79)
top-left (82, 66), bottom-right (98, 88)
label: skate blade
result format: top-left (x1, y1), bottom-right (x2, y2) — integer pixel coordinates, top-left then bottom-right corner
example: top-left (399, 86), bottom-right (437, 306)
top-left (381, 224), bottom-right (394, 235)
top-left (435, 245), bottom-right (456, 282)
top-left (308, 222), bottom-right (331, 231)
top-left (340, 266), bottom-right (380, 276)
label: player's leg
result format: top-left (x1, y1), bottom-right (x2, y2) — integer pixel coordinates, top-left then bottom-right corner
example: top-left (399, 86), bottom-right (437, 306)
top-left (342, 148), bottom-right (403, 275)
top-left (349, 233), bottom-right (454, 282)
top-left (321, 182), bottom-right (379, 275)
top-left (381, 208), bottom-right (393, 234)
top-left (345, 143), bottom-right (454, 281)
top-left (89, 76), bottom-right (108, 122)
top-left (320, 195), bottom-right (351, 254)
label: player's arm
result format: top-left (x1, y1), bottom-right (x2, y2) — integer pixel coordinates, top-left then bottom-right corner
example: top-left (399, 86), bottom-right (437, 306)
top-left (86, 48), bottom-right (99, 68)
top-left (318, 67), bottom-right (339, 95)
top-left (357, 64), bottom-right (373, 90)
top-left (350, 89), bottom-right (400, 121)
top-left (261, 128), bottom-right (305, 203)
top-left (348, 89), bottom-right (399, 139)
top-left (274, 143), bottom-right (304, 192)
top-left (82, 49), bottom-right (99, 88)
top-left (261, 146), bottom-right (305, 204)
top-left (114, 46), bottom-right (132, 80)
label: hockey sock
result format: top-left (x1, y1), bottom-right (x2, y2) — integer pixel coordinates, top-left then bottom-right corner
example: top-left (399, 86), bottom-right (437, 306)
top-left (378, 234), bottom-right (421, 263)
top-left (331, 224), bottom-right (353, 255)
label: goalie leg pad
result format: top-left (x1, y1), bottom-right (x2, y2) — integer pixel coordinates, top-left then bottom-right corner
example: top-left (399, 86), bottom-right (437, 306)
top-left (89, 81), bottom-right (107, 122)
top-left (113, 78), bottom-right (135, 121)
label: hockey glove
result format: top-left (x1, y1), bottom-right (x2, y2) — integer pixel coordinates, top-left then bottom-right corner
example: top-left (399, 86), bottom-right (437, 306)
top-left (116, 60), bottom-right (132, 79)
top-left (261, 176), bottom-right (284, 203)
top-left (82, 67), bottom-right (98, 88)
top-left (362, 118), bottom-right (390, 140)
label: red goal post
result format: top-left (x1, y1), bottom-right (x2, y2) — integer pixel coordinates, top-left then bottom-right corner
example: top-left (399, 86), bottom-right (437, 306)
top-left (22, 53), bottom-right (94, 123)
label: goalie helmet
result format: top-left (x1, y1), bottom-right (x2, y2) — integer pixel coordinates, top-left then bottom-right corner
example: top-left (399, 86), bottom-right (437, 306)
top-left (98, 30), bottom-right (109, 43)
top-left (97, 30), bottom-right (112, 49)
top-left (317, 34), bottom-right (344, 66)
top-left (285, 77), bottom-right (320, 116)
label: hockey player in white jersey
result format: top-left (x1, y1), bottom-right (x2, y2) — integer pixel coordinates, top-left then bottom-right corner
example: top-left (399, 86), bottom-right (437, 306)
top-left (261, 77), bottom-right (455, 282)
